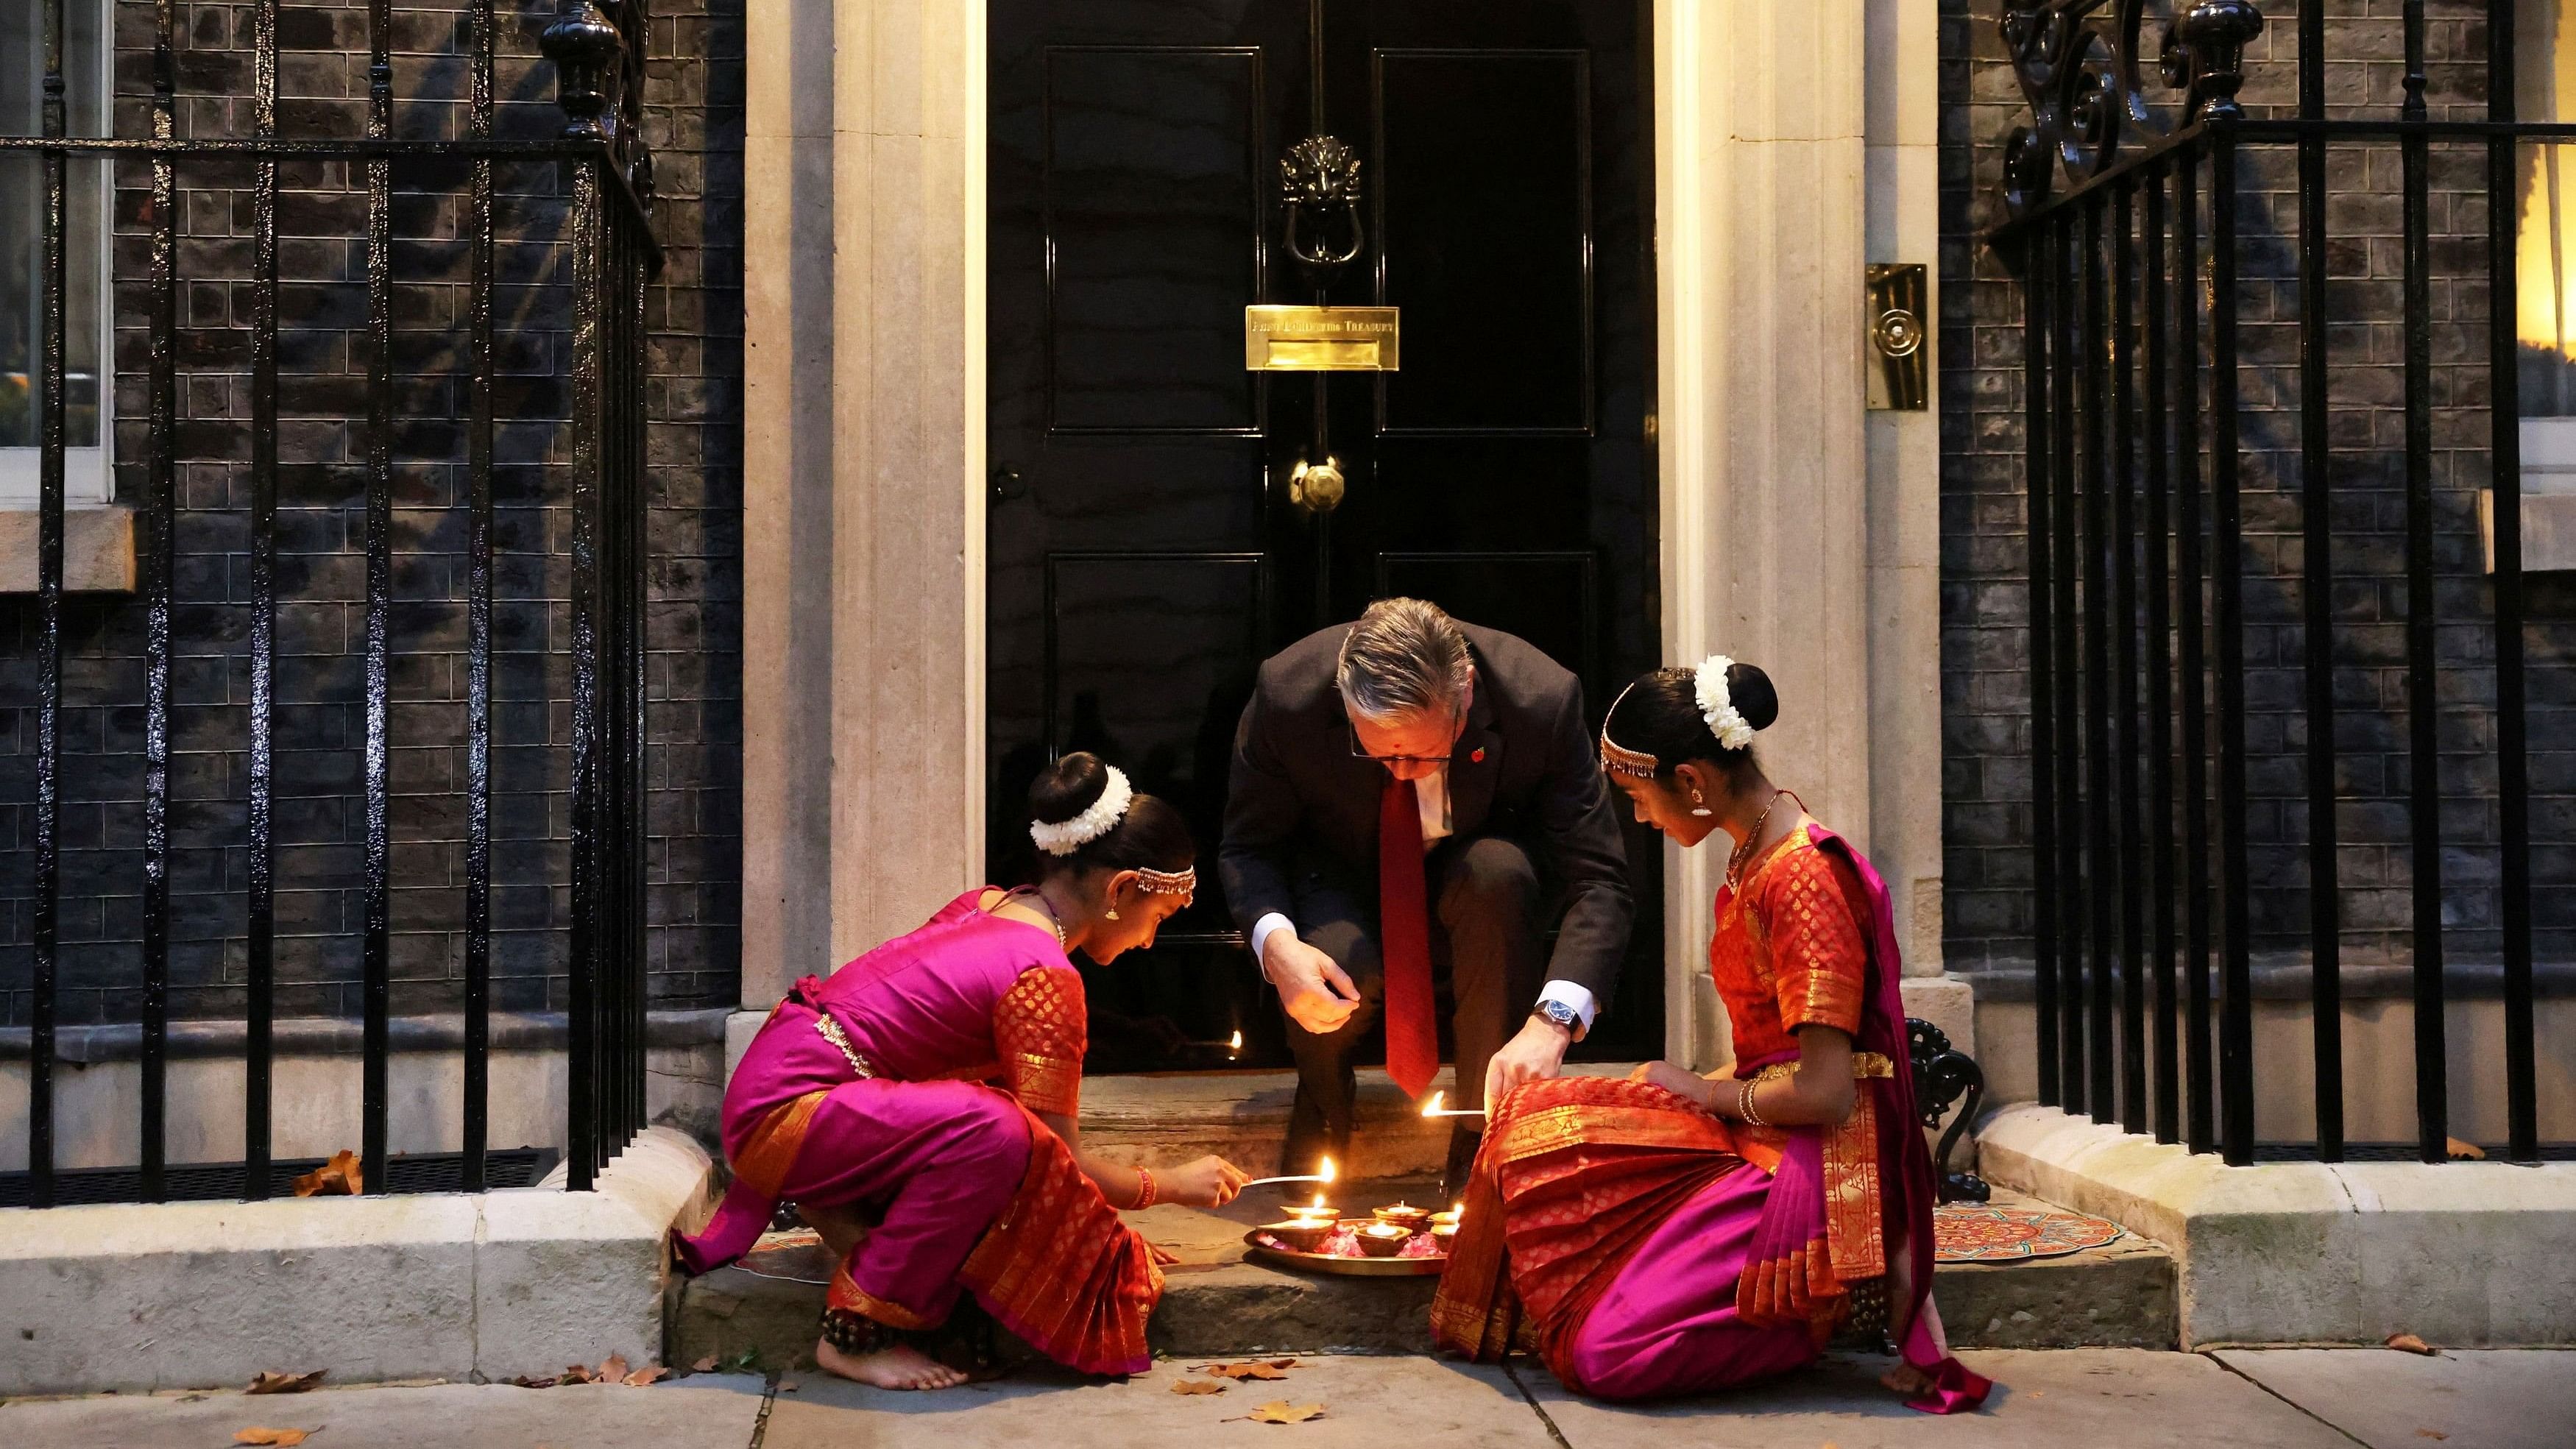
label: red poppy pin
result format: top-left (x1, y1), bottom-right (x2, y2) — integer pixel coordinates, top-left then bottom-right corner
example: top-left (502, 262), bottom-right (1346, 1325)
top-left (1471, 748), bottom-right (1486, 764)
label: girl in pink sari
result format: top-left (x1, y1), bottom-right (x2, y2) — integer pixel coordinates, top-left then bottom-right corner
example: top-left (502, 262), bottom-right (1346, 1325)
top-left (1432, 660), bottom-right (1989, 1411)
top-left (674, 753), bottom-right (1248, 1390)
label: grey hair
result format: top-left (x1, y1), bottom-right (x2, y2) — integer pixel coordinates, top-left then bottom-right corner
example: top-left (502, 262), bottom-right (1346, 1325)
top-left (1337, 598), bottom-right (1473, 723)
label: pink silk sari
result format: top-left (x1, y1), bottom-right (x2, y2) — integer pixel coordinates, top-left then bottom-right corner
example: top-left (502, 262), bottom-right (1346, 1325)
top-left (672, 890), bottom-right (1164, 1375)
top-left (1432, 827), bottom-right (1989, 1412)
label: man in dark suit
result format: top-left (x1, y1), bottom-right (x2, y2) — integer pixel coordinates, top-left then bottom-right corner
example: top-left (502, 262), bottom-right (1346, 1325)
top-left (1221, 598), bottom-right (1634, 1188)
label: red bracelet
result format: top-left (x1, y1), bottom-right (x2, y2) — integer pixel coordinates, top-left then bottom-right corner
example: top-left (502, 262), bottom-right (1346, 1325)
top-left (1133, 1167), bottom-right (1157, 1209)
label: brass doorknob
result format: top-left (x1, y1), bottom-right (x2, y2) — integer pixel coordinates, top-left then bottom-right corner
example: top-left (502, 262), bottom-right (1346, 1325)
top-left (1289, 457), bottom-right (1345, 514)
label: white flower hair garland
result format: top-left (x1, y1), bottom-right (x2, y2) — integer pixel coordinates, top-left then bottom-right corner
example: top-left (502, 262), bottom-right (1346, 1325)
top-left (1694, 655), bottom-right (1758, 751)
top-left (1030, 765), bottom-right (1135, 856)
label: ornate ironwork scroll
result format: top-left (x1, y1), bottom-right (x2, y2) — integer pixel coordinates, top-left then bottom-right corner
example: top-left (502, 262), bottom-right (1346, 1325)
top-left (1908, 1018), bottom-right (1993, 1205)
top-left (543, 0), bottom-right (657, 211)
top-left (1997, 0), bottom-right (2265, 219)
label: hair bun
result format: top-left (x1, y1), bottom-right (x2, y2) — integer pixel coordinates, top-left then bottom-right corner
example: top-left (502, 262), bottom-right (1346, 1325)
top-left (1727, 662), bottom-right (1780, 733)
top-left (1028, 751), bottom-right (1112, 826)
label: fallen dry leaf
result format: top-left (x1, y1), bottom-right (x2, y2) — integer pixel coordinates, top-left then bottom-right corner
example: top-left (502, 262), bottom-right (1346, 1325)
top-left (291, 1149), bottom-right (364, 1198)
top-left (1171, 1379), bottom-right (1228, 1395)
top-left (2388, 1333), bottom-right (2438, 1356)
top-left (2417, 1431), bottom-right (2448, 1442)
top-left (234, 1430), bottom-right (312, 1447)
top-left (624, 1367), bottom-right (669, 1388)
top-left (1244, 1400), bottom-right (1326, 1425)
top-left (1203, 1362), bottom-right (1290, 1381)
top-left (512, 1375), bottom-right (559, 1389)
top-left (245, 1370), bottom-right (326, 1396)
top-left (1267, 1358), bottom-right (1298, 1369)
top-left (2444, 1138), bottom-right (2485, 1161)
top-left (598, 1353), bottom-right (630, 1384)
top-left (690, 1355), bottom-right (720, 1374)
top-left (559, 1364), bottom-right (596, 1386)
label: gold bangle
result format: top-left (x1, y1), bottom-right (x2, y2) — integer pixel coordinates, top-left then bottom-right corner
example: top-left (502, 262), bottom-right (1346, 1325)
top-left (1736, 1077), bottom-right (1766, 1128)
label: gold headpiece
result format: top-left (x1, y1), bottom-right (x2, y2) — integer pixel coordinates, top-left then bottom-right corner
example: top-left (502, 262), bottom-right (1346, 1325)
top-left (1597, 681), bottom-right (1661, 779)
top-left (1135, 865), bottom-right (1197, 898)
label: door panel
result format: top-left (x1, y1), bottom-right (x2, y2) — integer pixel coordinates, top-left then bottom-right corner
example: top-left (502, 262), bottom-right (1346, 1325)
top-left (991, 0), bottom-right (1661, 1072)
top-left (1375, 50), bottom-right (1591, 435)
top-left (1045, 47), bottom-right (1267, 434)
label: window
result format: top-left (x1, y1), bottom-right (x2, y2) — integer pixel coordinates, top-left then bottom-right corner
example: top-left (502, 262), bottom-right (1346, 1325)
top-left (1, 4), bottom-right (110, 507)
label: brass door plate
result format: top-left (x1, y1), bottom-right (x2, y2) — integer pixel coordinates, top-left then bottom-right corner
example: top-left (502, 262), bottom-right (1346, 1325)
top-left (1245, 305), bottom-right (1401, 371)
top-left (1866, 264), bottom-right (1928, 411)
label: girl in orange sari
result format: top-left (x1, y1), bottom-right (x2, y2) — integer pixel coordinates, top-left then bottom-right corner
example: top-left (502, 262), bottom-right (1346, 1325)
top-left (1432, 661), bottom-right (1988, 1411)
top-left (676, 754), bottom-right (1249, 1389)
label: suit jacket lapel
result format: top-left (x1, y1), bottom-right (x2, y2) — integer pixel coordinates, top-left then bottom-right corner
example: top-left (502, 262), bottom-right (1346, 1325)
top-left (1448, 690), bottom-right (1503, 837)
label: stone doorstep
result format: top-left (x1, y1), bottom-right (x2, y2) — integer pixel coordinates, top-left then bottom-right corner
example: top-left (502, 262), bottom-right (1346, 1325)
top-left (0, 1126), bottom-right (717, 1397)
top-left (1974, 1102), bottom-right (2576, 1349)
top-left (665, 1179), bottom-right (2175, 1373)
top-left (1074, 1061), bottom-right (1641, 1179)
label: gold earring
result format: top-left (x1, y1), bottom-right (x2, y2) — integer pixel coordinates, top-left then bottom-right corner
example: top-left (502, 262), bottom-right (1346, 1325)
top-left (1105, 892), bottom-right (1122, 921)
top-left (1690, 788), bottom-right (1713, 818)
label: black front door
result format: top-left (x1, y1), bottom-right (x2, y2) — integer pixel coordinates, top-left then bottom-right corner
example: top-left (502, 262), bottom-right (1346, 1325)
top-left (988, 0), bottom-right (1661, 1072)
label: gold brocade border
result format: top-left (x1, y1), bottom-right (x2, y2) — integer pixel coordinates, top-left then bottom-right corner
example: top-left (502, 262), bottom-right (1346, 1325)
top-left (1821, 1085), bottom-right (1887, 1282)
top-left (827, 1261), bottom-right (939, 1331)
top-left (730, 1090), bottom-right (826, 1200)
top-left (1493, 1102), bottom-right (1736, 1165)
top-left (1008, 1052), bottom-right (1081, 1119)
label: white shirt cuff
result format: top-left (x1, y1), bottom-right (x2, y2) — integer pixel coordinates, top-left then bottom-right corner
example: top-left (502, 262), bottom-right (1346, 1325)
top-left (1250, 913), bottom-right (1297, 968)
top-left (1538, 980), bottom-right (1597, 1032)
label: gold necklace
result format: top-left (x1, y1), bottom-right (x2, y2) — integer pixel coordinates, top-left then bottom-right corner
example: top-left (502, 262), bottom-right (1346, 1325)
top-left (1009, 886), bottom-right (1069, 950)
top-left (1724, 790), bottom-right (1788, 892)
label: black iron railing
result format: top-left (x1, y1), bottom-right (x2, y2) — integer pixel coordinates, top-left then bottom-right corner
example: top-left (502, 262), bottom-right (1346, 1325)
top-left (7, 0), bottom-right (659, 1204)
top-left (1987, 1), bottom-right (2542, 1166)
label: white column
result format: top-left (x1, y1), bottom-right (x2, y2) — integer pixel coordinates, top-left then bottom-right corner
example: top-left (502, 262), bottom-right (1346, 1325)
top-left (1656, 1), bottom-right (1869, 1069)
top-left (740, 0), bottom-right (841, 1010)
top-left (742, 0), bottom-right (988, 1018)
top-left (1865, 0), bottom-right (1949, 983)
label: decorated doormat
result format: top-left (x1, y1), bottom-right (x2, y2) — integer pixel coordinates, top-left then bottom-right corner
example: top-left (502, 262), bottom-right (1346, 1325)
top-left (1932, 1200), bottom-right (2126, 1264)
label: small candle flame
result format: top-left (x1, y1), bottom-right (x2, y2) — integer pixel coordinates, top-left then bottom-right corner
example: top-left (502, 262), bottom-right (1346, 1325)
top-left (1452, 1200), bottom-right (1463, 1218)
top-left (1422, 1090), bottom-right (1444, 1118)
top-left (1228, 1030), bottom-right (1243, 1052)
top-left (1311, 1192), bottom-right (1327, 1211)
top-left (1320, 1155), bottom-right (1337, 1184)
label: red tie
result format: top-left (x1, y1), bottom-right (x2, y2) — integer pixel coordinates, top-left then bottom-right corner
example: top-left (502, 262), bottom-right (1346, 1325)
top-left (1379, 777), bottom-right (1438, 1100)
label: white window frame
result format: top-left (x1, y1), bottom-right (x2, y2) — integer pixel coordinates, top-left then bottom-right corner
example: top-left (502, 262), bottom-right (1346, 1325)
top-left (1, 0), bottom-right (114, 509)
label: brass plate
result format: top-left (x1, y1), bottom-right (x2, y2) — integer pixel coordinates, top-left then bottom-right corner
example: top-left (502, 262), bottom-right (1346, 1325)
top-left (1242, 1229), bottom-right (1447, 1278)
top-left (1245, 305), bottom-right (1401, 371)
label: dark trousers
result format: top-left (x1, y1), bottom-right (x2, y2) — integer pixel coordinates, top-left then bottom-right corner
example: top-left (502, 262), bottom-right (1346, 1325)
top-left (1278, 835), bottom-right (1545, 1193)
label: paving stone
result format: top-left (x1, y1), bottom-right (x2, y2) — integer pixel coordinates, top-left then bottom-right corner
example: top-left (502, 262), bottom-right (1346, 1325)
top-left (760, 1354), bottom-right (1557, 1449)
top-left (1516, 1348), bottom-right (2360, 1449)
top-left (0, 1377), bottom-right (771, 1449)
top-left (2215, 1347), bottom-right (2576, 1449)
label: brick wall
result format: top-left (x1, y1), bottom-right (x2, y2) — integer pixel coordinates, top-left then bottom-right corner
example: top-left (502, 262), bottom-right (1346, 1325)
top-left (1939, 0), bottom-right (2575, 975)
top-left (0, 1), bottom-right (743, 1027)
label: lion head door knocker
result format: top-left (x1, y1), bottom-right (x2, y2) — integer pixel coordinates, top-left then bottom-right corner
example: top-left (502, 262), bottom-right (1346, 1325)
top-left (1281, 135), bottom-right (1365, 289)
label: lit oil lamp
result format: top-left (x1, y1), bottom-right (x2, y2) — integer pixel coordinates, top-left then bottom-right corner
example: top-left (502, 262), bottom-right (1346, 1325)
top-left (1429, 1201), bottom-right (1462, 1247)
top-left (1354, 1221), bottom-right (1412, 1258)
top-left (1260, 1216), bottom-right (1337, 1253)
top-left (1283, 1192), bottom-right (1340, 1227)
top-left (1372, 1201), bottom-right (1433, 1233)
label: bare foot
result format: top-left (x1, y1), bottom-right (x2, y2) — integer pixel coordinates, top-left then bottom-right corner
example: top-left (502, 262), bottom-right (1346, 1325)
top-left (815, 1336), bottom-right (969, 1391)
top-left (1880, 1361), bottom-right (1936, 1398)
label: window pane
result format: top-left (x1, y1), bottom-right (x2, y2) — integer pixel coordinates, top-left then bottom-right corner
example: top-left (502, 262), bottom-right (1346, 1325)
top-left (0, 3), bottom-right (106, 453)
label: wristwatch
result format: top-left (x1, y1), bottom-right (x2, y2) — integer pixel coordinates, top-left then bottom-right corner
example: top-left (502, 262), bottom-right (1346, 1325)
top-left (1531, 998), bottom-right (1582, 1035)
